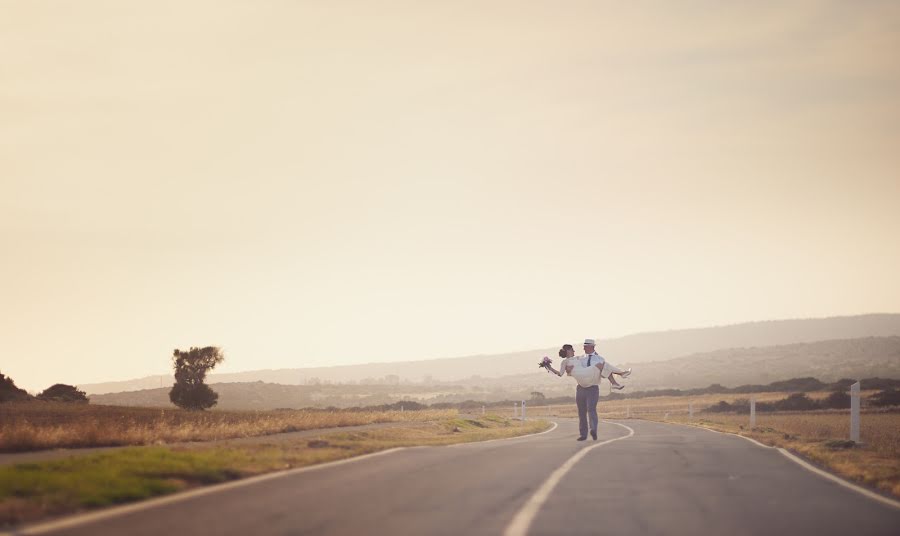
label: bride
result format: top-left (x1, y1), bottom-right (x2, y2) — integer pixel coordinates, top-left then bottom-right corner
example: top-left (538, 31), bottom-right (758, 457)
top-left (542, 343), bottom-right (630, 390)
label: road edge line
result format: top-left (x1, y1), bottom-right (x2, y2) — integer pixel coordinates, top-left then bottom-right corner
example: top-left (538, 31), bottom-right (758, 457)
top-left (503, 421), bottom-right (635, 536)
top-left (638, 418), bottom-right (900, 511)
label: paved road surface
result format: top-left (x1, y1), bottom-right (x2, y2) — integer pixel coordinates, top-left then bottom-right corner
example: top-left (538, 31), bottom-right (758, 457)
top-left (12, 419), bottom-right (899, 536)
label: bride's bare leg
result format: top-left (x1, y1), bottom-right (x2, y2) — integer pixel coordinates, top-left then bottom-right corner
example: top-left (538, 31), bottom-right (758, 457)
top-left (603, 362), bottom-right (630, 377)
top-left (596, 363), bottom-right (624, 389)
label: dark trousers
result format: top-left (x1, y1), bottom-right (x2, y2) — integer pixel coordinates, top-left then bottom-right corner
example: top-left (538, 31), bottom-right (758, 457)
top-left (576, 384), bottom-right (600, 438)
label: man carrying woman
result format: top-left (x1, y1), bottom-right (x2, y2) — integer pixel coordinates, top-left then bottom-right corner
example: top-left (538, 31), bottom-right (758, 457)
top-left (541, 338), bottom-right (631, 441)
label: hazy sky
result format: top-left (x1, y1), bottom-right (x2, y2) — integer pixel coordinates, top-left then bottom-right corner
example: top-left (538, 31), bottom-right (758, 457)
top-left (2, 1), bottom-right (899, 392)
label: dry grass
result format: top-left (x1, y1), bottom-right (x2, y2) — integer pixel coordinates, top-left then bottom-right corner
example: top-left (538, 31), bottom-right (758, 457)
top-left (0, 402), bottom-right (457, 452)
top-left (0, 416), bottom-right (549, 527)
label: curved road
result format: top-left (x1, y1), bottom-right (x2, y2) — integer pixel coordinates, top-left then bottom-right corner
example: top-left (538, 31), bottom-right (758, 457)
top-left (13, 419), bottom-right (899, 536)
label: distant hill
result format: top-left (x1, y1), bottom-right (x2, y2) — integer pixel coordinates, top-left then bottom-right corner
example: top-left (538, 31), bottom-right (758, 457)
top-left (81, 314), bottom-right (900, 394)
top-left (522, 335), bottom-right (900, 392)
top-left (89, 336), bottom-right (900, 409)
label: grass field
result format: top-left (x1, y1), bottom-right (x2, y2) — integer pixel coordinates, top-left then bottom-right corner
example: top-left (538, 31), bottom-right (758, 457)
top-left (0, 415), bottom-right (549, 527)
top-left (0, 402), bottom-right (457, 452)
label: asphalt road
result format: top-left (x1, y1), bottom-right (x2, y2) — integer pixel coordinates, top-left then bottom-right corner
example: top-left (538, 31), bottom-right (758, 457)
top-left (14, 419), bottom-right (900, 536)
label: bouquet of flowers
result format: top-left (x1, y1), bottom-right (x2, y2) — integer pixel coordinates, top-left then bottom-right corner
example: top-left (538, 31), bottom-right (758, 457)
top-left (538, 356), bottom-right (553, 372)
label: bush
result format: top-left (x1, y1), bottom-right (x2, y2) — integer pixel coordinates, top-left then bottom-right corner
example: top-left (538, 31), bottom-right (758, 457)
top-left (869, 388), bottom-right (900, 407)
top-left (820, 390), bottom-right (850, 409)
top-left (705, 400), bottom-right (734, 413)
top-left (0, 372), bottom-right (32, 403)
top-left (772, 393), bottom-right (819, 411)
top-left (36, 384), bottom-right (88, 403)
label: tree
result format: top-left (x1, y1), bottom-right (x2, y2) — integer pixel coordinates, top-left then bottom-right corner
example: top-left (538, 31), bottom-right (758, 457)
top-left (36, 384), bottom-right (88, 403)
top-left (530, 391), bottom-right (546, 402)
top-left (0, 372), bottom-right (32, 403)
top-left (169, 346), bottom-right (224, 411)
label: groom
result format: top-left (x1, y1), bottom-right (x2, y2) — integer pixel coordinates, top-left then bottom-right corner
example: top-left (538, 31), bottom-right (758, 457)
top-left (575, 338), bottom-right (602, 441)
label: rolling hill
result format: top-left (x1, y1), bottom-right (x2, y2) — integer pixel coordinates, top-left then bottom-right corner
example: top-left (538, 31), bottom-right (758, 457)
top-left (89, 336), bottom-right (900, 409)
top-left (80, 314), bottom-right (900, 394)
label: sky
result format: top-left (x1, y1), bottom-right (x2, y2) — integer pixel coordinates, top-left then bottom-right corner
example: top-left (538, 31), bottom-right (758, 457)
top-left (2, 1), bottom-right (899, 392)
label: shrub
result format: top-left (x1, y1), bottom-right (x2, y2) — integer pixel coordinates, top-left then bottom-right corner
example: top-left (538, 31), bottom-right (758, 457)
top-left (869, 388), bottom-right (900, 407)
top-left (0, 372), bottom-right (31, 403)
top-left (820, 390), bottom-right (850, 409)
top-left (36, 384), bottom-right (88, 403)
top-left (705, 400), bottom-right (733, 413)
top-left (772, 393), bottom-right (819, 411)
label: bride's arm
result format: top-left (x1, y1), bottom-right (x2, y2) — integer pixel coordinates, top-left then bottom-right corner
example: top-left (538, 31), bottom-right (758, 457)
top-left (545, 365), bottom-right (563, 376)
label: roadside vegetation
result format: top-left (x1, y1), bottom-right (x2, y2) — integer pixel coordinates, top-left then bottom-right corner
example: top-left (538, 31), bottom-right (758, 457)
top-left (0, 416), bottom-right (549, 527)
top-left (0, 403), bottom-right (458, 452)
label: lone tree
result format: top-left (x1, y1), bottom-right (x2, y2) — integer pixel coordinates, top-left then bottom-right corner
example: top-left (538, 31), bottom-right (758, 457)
top-left (169, 346), bottom-right (224, 411)
top-left (37, 384), bottom-right (88, 403)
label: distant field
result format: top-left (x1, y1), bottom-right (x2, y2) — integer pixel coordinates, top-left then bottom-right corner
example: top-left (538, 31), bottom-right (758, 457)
top-left (522, 389), bottom-right (883, 419)
top-left (0, 402), bottom-right (457, 452)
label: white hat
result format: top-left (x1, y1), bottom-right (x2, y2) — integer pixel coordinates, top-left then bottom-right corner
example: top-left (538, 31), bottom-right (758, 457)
top-left (583, 338), bottom-right (596, 345)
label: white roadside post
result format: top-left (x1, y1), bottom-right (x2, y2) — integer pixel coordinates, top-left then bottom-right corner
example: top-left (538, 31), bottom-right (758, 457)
top-left (482, 405), bottom-right (485, 415)
top-left (689, 402), bottom-right (694, 421)
top-left (750, 397), bottom-right (756, 428)
top-left (400, 405), bottom-right (404, 413)
top-left (521, 400), bottom-right (527, 421)
top-left (850, 381), bottom-right (861, 443)
top-left (514, 402), bottom-right (518, 419)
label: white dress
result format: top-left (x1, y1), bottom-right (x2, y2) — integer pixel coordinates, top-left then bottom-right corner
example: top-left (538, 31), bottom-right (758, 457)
top-left (569, 356), bottom-right (601, 388)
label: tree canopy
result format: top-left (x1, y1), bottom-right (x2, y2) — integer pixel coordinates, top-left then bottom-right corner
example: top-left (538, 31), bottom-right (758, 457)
top-left (169, 346), bottom-right (224, 411)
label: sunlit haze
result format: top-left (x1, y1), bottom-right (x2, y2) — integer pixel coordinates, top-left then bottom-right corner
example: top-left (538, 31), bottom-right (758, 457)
top-left (3, 1), bottom-right (899, 392)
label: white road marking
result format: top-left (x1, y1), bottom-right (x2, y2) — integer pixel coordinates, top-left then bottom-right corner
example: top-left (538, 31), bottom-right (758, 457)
top-left (647, 419), bottom-right (900, 511)
top-left (503, 421), bottom-right (635, 536)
